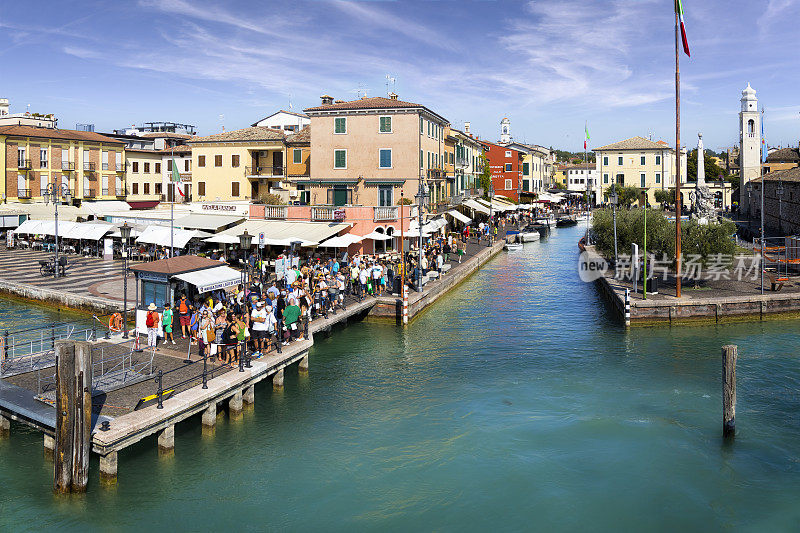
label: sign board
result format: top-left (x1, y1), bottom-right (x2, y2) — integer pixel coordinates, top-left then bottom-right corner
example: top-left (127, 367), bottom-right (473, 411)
top-left (137, 271), bottom-right (169, 283)
top-left (6, 230), bottom-right (14, 249)
top-left (200, 204), bottom-right (237, 212)
top-left (103, 238), bottom-right (113, 260)
top-left (333, 209), bottom-right (346, 222)
top-left (275, 257), bottom-right (286, 280)
top-left (258, 232), bottom-right (265, 246)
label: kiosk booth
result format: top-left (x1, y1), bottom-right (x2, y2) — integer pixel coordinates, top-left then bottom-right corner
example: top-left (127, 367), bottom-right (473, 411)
top-left (130, 255), bottom-right (242, 335)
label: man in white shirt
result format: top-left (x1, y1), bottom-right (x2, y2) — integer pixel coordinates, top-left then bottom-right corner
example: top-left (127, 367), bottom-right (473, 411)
top-left (250, 301), bottom-right (270, 356)
top-left (358, 265), bottom-right (368, 299)
top-left (371, 262), bottom-right (383, 296)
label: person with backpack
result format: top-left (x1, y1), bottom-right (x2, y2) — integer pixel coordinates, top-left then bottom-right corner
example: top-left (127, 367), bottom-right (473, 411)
top-left (178, 294), bottom-right (191, 339)
top-left (189, 304), bottom-right (199, 345)
top-left (146, 303), bottom-right (160, 350)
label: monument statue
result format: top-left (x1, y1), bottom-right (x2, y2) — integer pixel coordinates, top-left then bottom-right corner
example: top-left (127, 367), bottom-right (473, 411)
top-left (691, 132), bottom-right (716, 223)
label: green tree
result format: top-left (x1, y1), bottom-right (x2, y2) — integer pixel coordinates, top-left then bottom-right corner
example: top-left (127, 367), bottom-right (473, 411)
top-left (553, 181), bottom-right (567, 190)
top-left (687, 148), bottom-right (729, 183)
top-left (478, 154), bottom-right (492, 198)
top-left (261, 193), bottom-right (284, 205)
top-left (603, 185), bottom-right (640, 207)
top-left (653, 189), bottom-right (671, 208)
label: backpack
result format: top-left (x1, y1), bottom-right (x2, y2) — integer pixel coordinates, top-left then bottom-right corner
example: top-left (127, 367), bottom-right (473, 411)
top-left (146, 311), bottom-right (155, 328)
top-left (179, 299), bottom-right (189, 314)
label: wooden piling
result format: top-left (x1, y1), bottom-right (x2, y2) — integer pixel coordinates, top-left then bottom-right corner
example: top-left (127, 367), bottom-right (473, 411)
top-left (54, 340), bottom-right (92, 493)
top-left (723, 344), bottom-right (737, 438)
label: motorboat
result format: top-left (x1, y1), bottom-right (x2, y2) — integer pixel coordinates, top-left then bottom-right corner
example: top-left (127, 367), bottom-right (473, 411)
top-left (556, 216), bottom-right (578, 227)
top-left (524, 223), bottom-right (550, 238)
top-left (517, 228), bottom-right (541, 242)
top-left (504, 242), bottom-right (523, 251)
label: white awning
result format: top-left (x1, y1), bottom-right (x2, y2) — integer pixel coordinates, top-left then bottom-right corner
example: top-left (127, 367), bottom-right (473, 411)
top-left (362, 231), bottom-right (393, 241)
top-left (463, 199), bottom-right (490, 215)
top-left (173, 214), bottom-right (245, 231)
top-left (204, 234), bottom-right (241, 244)
top-left (215, 220), bottom-right (350, 245)
top-left (14, 219), bottom-right (44, 234)
top-left (174, 265), bottom-right (242, 293)
top-left (319, 234), bottom-right (364, 248)
top-left (446, 210), bottom-right (472, 224)
top-left (137, 226), bottom-right (211, 248)
top-left (67, 222), bottom-right (114, 241)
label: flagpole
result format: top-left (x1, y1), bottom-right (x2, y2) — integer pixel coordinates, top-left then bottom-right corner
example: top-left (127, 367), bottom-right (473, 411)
top-left (170, 146), bottom-right (174, 258)
top-left (584, 121), bottom-right (590, 245)
top-left (674, 0), bottom-right (682, 298)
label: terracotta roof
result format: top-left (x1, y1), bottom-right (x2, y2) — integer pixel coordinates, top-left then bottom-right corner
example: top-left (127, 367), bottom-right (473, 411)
top-left (0, 125), bottom-right (124, 144)
top-left (565, 163), bottom-right (595, 170)
top-left (755, 167), bottom-right (800, 182)
top-left (124, 148), bottom-right (162, 155)
top-left (766, 147), bottom-right (800, 163)
top-left (188, 127), bottom-right (285, 143)
top-left (140, 132), bottom-right (192, 139)
top-left (594, 136), bottom-right (672, 151)
top-left (304, 96), bottom-right (424, 112)
top-left (157, 144), bottom-right (192, 154)
top-left (130, 255), bottom-right (223, 276)
top-left (286, 125), bottom-right (310, 144)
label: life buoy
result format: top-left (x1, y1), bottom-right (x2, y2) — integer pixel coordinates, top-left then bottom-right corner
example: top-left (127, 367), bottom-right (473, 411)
top-left (109, 313), bottom-right (123, 332)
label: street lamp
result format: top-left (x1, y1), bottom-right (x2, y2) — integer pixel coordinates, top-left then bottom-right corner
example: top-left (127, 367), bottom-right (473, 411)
top-left (120, 222), bottom-right (132, 338)
top-left (414, 179), bottom-right (429, 293)
top-left (238, 230), bottom-right (253, 371)
top-left (43, 183), bottom-right (72, 278)
top-left (610, 184), bottom-right (619, 264)
top-left (487, 183), bottom-right (494, 247)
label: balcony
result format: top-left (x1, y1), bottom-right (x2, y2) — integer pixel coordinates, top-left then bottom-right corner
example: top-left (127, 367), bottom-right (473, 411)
top-left (102, 188), bottom-right (109, 196)
top-left (61, 161), bottom-right (75, 171)
top-left (245, 166), bottom-right (284, 178)
top-left (84, 189), bottom-right (97, 198)
top-left (116, 189), bottom-right (128, 198)
top-left (427, 168), bottom-right (445, 179)
top-left (40, 160), bottom-right (49, 169)
top-left (116, 163), bottom-right (125, 172)
top-left (17, 189), bottom-right (32, 199)
top-left (102, 163), bottom-right (109, 171)
top-left (311, 206), bottom-right (336, 221)
top-left (373, 206), bottom-right (398, 222)
top-left (456, 157), bottom-right (469, 169)
top-left (83, 162), bottom-right (96, 172)
top-left (264, 205), bottom-right (288, 220)
top-left (18, 159), bottom-right (32, 170)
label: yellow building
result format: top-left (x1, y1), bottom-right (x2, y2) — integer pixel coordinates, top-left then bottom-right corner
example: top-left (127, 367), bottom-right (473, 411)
top-left (285, 125), bottom-right (311, 204)
top-left (0, 125), bottom-right (125, 203)
top-left (188, 127), bottom-right (288, 203)
top-left (553, 165), bottom-right (567, 187)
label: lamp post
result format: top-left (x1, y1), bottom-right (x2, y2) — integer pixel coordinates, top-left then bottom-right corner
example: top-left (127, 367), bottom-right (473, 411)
top-left (414, 179), bottom-right (429, 293)
top-left (43, 183), bottom-right (72, 278)
top-left (120, 222), bottom-right (132, 339)
top-left (610, 184), bottom-right (619, 264)
top-left (487, 182), bottom-right (494, 247)
top-left (238, 230), bottom-right (253, 371)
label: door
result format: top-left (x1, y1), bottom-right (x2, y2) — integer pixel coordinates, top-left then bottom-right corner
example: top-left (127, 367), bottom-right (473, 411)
top-left (378, 186), bottom-right (392, 207)
top-left (333, 186), bottom-right (348, 206)
top-left (273, 151), bottom-right (283, 175)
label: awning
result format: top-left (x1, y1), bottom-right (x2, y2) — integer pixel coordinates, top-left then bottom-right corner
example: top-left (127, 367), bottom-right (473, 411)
top-left (14, 219), bottom-right (44, 234)
top-left (318, 234), bottom-right (364, 248)
top-left (66, 222), bottom-right (114, 241)
top-left (362, 231), bottom-right (393, 241)
top-left (173, 214), bottom-right (245, 231)
top-left (204, 234), bottom-right (240, 244)
top-left (446, 210), bottom-right (472, 224)
top-left (174, 265), bottom-right (242, 293)
top-left (215, 220), bottom-right (350, 245)
top-left (137, 226), bottom-right (211, 248)
top-left (463, 199), bottom-right (490, 215)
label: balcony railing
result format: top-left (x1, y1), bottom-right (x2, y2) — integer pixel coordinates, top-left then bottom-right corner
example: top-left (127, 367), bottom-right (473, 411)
top-left (116, 189), bottom-right (128, 198)
top-left (61, 161), bottom-right (75, 171)
top-left (17, 159), bottom-right (32, 169)
top-left (84, 189), bottom-right (97, 198)
top-left (245, 166), bottom-right (284, 178)
top-left (264, 205), bottom-right (288, 220)
top-left (83, 162), bottom-right (96, 172)
top-left (427, 168), bottom-right (444, 179)
top-left (102, 163), bottom-right (109, 171)
top-left (17, 189), bottom-right (32, 199)
top-left (373, 206), bottom-right (398, 222)
top-left (102, 188), bottom-right (109, 196)
top-left (116, 163), bottom-right (125, 172)
top-left (311, 206), bottom-right (336, 221)
top-left (40, 160), bottom-right (49, 169)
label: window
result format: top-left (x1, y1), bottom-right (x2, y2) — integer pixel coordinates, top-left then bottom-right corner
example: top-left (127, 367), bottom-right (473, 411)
top-left (504, 179), bottom-right (513, 190)
top-left (604, 173), bottom-right (609, 184)
top-left (144, 162), bottom-right (150, 173)
top-left (18, 148), bottom-right (25, 164)
top-left (155, 163), bottom-right (161, 174)
top-left (133, 183), bottom-right (139, 195)
top-left (618, 156), bottom-right (623, 165)
top-left (505, 151), bottom-right (512, 158)
top-left (522, 180), bottom-right (530, 192)
top-left (747, 119), bottom-right (755, 134)
top-left (522, 162), bottom-right (530, 175)
top-left (334, 149), bottom-right (347, 169)
top-left (293, 149), bottom-right (302, 164)
top-left (184, 159), bottom-right (190, 171)
top-left (144, 183), bottom-right (150, 194)
top-left (132, 162), bottom-right (139, 173)
top-left (420, 117), bottom-right (424, 133)
top-left (334, 117), bottom-right (346, 134)
top-left (198, 155), bottom-right (206, 167)
top-left (603, 156), bottom-right (608, 166)
top-left (232, 182), bottom-right (240, 197)
top-left (214, 155), bottom-right (222, 167)
top-left (640, 156), bottom-right (646, 165)
top-left (167, 160), bottom-right (173, 172)
top-left (198, 182), bottom-right (206, 196)
top-left (640, 173), bottom-right (646, 187)
top-left (420, 150), bottom-right (423, 168)
top-left (379, 116), bottom-right (392, 133)
top-left (155, 183), bottom-right (162, 194)
top-left (232, 155), bottom-right (240, 168)
top-left (655, 172), bottom-right (661, 184)
top-left (378, 185), bottom-right (393, 206)
top-left (379, 149), bottom-right (392, 168)
top-left (505, 163), bottom-right (512, 171)
top-left (40, 148), bottom-right (48, 167)
top-left (655, 155), bottom-right (661, 165)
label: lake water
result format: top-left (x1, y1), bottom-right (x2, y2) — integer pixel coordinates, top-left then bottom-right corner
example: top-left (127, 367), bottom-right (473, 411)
top-left (1, 226), bottom-right (799, 531)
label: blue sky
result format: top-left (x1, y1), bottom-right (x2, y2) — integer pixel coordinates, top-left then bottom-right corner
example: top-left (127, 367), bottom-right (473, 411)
top-left (1, 0), bottom-right (798, 152)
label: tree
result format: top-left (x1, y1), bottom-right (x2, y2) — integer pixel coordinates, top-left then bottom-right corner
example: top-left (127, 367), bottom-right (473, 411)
top-left (653, 189), bottom-right (671, 208)
top-left (478, 154), bottom-right (492, 198)
top-left (687, 148), bottom-right (729, 183)
top-left (261, 193), bottom-right (284, 205)
top-left (603, 185), bottom-right (639, 208)
top-left (553, 181), bottom-right (567, 190)
top-left (397, 197), bottom-right (413, 205)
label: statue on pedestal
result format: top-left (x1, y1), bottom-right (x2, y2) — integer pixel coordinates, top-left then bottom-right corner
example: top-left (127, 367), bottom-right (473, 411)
top-left (690, 132), bottom-right (716, 224)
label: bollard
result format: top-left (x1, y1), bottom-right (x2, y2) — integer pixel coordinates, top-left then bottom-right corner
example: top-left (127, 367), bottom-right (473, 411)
top-left (624, 289), bottom-right (631, 327)
top-left (202, 354), bottom-right (208, 389)
top-left (54, 340), bottom-right (92, 493)
top-left (402, 283), bottom-right (409, 326)
top-left (723, 345), bottom-right (737, 438)
top-left (3, 330), bottom-right (8, 361)
top-left (156, 370), bottom-right (164, 409)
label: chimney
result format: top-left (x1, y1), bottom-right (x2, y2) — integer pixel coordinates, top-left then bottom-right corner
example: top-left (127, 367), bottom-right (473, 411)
top-left (320, 94), bottom-right (334, 105)
top-left (389, 92), bottom-right (398, 100)
top-left (464, 121), bottom-right (471, 134)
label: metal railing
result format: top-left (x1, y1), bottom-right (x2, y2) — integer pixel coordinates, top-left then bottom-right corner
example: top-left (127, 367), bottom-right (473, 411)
top-left (17, 189), bottom-right (32, 199)
top-left (245, 166), bottom-right (284, 177)
top-left (83, 162), bottom-right (96, 171)
top-left (116, 163), bottom-right (125, 172)
top-left (61, 161), bottom-right (75, 171)
top-left (18, 159), bottom-right (32, 169)
top-left (40, 160), bottom-right (49, 168)
top-left (84, 189), bottom-right (96, 198)
top-left (374, 206), bottom-right (398, 221)
top-left (264, 205), bottom-right (288, 219)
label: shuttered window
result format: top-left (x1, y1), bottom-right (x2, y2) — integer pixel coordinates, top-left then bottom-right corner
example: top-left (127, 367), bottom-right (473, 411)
top-left (334, 150), bottom-right (346, 169)
top-left (379, 116), bottom-right (392, 133)
top-left (379, 149), bottom-right (392, 168)
top-left (334, 117), bottom-right (346, 134)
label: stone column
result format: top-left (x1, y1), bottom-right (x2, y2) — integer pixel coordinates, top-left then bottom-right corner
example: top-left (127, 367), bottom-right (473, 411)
top-left (201, 402), bottom-right (217, 427)
top-left (99, 451), bottom-right (117, 482)
top-left (299, 354), bottom-right (309, 374)
top-left (272, 368), bottom-right (284, 390)
top-left (44, 434), bottom-right (55, 456)
top-left (0, 414), bottom-right (9, 436)
top-left (158, 425), bottom-right (174, 451)
top-left (229, 390), bottom-right (243, 414)
top-left (243, 385), bottom-right (255, 405)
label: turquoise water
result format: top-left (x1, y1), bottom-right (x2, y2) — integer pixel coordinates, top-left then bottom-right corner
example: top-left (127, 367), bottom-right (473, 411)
top-left (1, 226), bottom-right (800, 531)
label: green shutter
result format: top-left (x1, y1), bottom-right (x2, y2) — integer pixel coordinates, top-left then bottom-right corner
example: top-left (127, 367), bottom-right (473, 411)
top-left (293, 149), bottom-right (301, 164)
top-left (334, 117), bottom-right (346, 134)
top-left (335, 150), bottom-right (346, 168)
top-left (380, 116), bottom-right (391, 132)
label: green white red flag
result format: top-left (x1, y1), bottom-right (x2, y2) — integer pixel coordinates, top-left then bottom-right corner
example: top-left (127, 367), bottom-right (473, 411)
top-left (584, 123), bottom-right (590, 149)
top-left (676, 0), bottom-right (690, 57)
top-left (171, 156), bottom-right (185, 197)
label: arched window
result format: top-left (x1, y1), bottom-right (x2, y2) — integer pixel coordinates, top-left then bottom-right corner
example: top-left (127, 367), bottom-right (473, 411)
top-left (385, 226), bottom-right (395, 251)
top-left (747, 119), bottom-right (755, 134)
top-left (374, 226), bottom-right (385, 254)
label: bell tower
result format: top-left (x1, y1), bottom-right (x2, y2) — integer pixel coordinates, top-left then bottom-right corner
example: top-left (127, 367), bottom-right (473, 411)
top-left (739, 83), bottom-right (761, 214)
top-left (500, 117), bottom-right (511, 144)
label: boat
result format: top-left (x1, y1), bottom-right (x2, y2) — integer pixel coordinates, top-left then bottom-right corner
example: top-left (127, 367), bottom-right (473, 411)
top-left (556, 216), bottom-right (578, 227)
top-left (504, 242), bottom-right (523, 251)
top-left (517, 228), bottom-right (541, 242)
top-left (525, 223), bottom-right (550, 238)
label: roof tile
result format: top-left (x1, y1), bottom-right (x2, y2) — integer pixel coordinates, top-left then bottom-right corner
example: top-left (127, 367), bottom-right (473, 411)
top-left (0, 125), bottom-right (124, 144)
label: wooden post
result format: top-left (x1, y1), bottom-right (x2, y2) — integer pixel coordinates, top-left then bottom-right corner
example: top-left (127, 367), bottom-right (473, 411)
top-left (54, 340), bottom-right (92, 493)
top-left (723, 344), bottom-right (737, 438)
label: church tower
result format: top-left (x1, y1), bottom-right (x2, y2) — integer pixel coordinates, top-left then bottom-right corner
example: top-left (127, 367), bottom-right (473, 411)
top-left (739, 83), bottom-right (761, 213)
top-left (500, 117), bottom-right (511, 144)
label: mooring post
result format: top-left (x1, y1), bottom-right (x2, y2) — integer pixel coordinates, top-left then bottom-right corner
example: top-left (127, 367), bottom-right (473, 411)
top-left (402, 283), bottom-right (409, 326)
top-left (624, 288), bottom-right (631, 327)
top-left (723, 344), bottom-right (737, 438)
top-left (72, 341), bottom-right (92, 491)
top-left (55, 340), bottom-right (91, 493)
top-left (54, 340), bottom-right (75, 493)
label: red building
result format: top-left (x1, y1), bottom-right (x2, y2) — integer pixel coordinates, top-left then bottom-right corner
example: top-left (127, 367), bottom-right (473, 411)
top-left (481, 140), bottom-right (523, 202)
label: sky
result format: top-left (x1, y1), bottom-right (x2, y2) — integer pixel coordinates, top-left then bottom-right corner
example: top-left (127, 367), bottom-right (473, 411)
top-left (1, 0), bottom-right (799, 152)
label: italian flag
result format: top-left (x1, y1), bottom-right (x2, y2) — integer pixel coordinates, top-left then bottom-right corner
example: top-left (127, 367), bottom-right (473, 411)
top-left (171, 156), bottom-right (184, 197)
top-left (677, 0), bottom-right (690, 57)
top-left (584, 123), bottom-right (590, 150)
